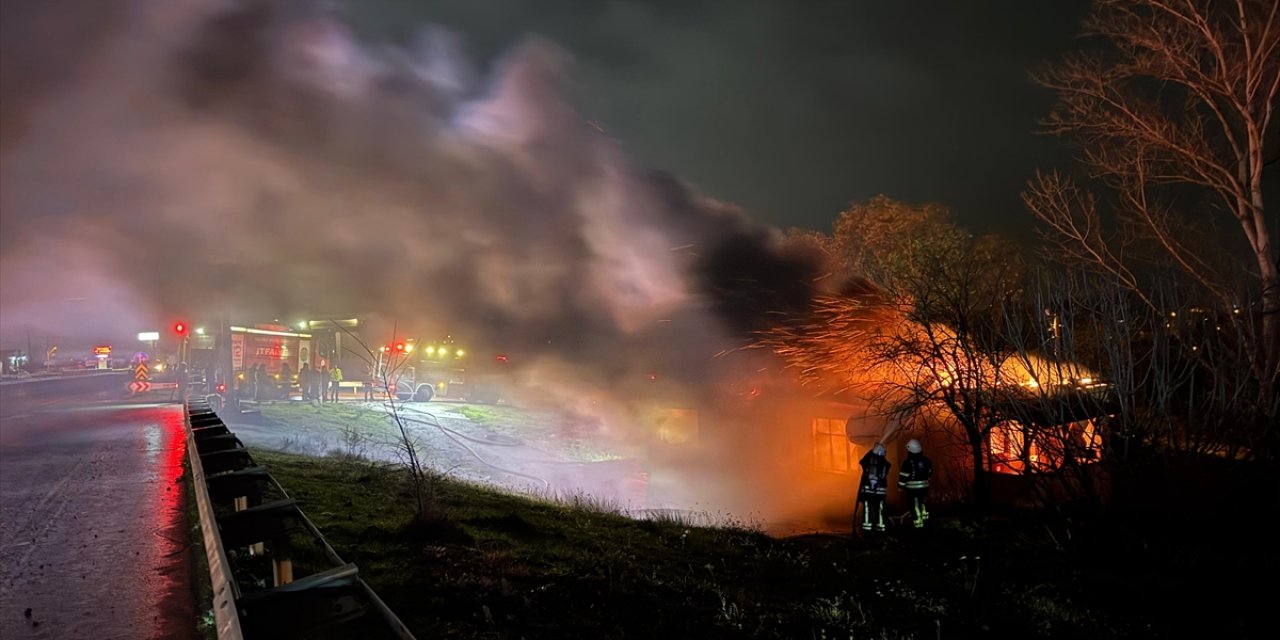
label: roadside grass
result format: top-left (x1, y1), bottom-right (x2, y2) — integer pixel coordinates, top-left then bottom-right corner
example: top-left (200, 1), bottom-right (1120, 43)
top-left (258, 402), bottom-right (397, 439)
top-left (454, 404), bottom-right (629, 462)
top-left (250, 450), bottom-right (1214, 640)
top-left (257, 402), bottom-right (402, 456)
top-left (453, 404), bottom-right (517, 426)
top-left (260, 401), bottom-right (627, 464)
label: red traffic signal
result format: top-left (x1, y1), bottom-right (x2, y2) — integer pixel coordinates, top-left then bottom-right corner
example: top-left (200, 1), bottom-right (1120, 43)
top-left (173, 322), bottom-right (188, 336)
top-left (394, 342), bottom-right (406, 353)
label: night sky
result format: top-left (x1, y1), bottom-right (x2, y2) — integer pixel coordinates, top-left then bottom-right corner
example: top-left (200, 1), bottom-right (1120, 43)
top-left (344, 0), bottom-right (1092, 238)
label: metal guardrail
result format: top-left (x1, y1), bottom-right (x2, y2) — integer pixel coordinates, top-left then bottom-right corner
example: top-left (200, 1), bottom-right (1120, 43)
top-left (184, 397), bottom-right (416, 639)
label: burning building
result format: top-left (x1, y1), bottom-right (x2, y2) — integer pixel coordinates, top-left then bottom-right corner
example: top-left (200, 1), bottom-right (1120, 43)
top-left (603, 287), bottom-right (1119, 533)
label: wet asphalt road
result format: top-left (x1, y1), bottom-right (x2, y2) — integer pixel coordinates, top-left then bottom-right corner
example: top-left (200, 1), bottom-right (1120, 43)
top-left (0, 377), bottom-right (196, 640)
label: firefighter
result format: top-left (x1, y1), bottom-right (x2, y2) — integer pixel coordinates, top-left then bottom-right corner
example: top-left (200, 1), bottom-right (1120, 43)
top-left (329, 364), bottom-right (343, 402)
top-left (899, 438), bottom-right (933, 528)
top-left (299, 362), bottom-right (313, 401)
top-left (362, 362), bottom-right (375, 401)
top-left (318, 364), bottom-right (330, 403)
top-left (857, 443), bottom-right (891, 532)
top-left (252, 364), bottom-right (266, 402)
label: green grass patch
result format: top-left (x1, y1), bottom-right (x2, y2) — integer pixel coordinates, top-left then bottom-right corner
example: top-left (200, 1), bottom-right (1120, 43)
top-left (454, 404), bottom-right (628, 462)
top-left (454, 404), bottom-right (515, 426)
top-left (259, 402), bottom-right (400, 440)
top-left (246, 450), bottom-right (1238, 640)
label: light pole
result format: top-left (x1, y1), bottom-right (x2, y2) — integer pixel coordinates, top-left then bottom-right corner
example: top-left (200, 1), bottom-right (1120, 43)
top-left (173, 322), bottom-right (189, 365)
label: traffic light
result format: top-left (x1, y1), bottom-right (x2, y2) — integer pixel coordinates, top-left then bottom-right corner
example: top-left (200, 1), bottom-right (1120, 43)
top-left (394, 342), bottom-right (406, 353)
top-left (173, 322), bottom-right (188, 336)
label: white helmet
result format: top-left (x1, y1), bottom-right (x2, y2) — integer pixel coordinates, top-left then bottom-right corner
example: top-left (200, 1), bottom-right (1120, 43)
top-left (907, 439), bottom-right (922, 454)
top-left (872, 443), bottom-right (886, 457)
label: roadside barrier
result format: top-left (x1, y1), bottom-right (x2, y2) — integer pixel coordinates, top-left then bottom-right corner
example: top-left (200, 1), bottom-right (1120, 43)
top-left (184, 397), bottom-right (416, 639)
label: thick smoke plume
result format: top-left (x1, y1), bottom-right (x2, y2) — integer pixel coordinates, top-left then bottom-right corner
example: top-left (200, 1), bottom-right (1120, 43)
top-left (1, 0), bottom-right (843, 530)
top-left (2, 0), bottom-right (813, 374)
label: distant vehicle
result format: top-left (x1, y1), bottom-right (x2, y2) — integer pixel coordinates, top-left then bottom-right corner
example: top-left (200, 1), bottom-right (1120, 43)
top-left (374, 336), bottom-right (510, 404)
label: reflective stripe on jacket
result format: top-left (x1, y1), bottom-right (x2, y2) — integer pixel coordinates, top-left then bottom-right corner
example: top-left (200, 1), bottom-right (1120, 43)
top-left (898, 452), bottom-right (933, 490)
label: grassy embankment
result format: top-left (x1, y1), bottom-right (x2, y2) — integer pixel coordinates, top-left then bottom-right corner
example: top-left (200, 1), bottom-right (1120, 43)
top-left (256, 401), bottom-right (628, 463)
top-left (250, 447), bottom-right (1245, 640)
top-left (453, 404), bottom-right (629, 462)
top-left (205, 402), bottom-right (1270, 638)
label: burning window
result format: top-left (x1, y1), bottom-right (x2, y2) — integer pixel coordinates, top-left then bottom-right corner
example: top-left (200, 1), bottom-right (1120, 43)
top-left (812, 418), bottom-right (856, 474)
top-left (990, 418), bottom-right (1105, 474)
top-left (989, 421), bottom-right (1029, 474)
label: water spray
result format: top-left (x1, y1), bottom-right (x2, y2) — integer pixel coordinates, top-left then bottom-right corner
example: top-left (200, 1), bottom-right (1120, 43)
top-left (879, 418), bottom-right (903, 448)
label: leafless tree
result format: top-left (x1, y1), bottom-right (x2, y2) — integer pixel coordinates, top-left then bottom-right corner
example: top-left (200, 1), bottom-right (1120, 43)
top-left (1025, 0), bottom-right (1280, 449)
top-left (327, 319), bottom-right (443, 521)
top-left (759, 200), bottom-right (1029, 508)
top-left (1012, 269), bottom-right (1265, 461)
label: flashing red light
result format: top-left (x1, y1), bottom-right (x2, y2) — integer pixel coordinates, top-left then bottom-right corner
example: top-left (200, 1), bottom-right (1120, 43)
top-left (173, 322), bottom-right (188, 336)
top-left (394, 342), bottom-right (406, 353)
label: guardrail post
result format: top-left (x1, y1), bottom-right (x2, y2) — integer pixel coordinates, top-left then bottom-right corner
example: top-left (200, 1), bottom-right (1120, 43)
top-left (272, 537), bottom-right (294, 587)
top-left (233, 496), bottom-right (267, 556)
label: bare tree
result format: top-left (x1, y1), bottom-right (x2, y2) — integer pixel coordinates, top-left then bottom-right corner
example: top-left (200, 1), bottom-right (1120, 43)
top-left (328, 319), bottom-right (444, 521)
top-left (758, 198), bottom-right (1031, 509)
top-left (1025, 0), bottom-right (1280, 439)
top-left (1014, 269), bottom-right (1266, 462)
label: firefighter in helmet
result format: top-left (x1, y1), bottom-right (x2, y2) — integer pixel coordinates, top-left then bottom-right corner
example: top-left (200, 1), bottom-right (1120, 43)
top-left (857, 442), bottom-right (891, 532)
top-left (899, 438), bottom-right (933, 528)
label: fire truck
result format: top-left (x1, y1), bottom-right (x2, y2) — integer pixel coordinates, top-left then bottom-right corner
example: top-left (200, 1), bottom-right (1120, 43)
top-left (375, 335), bottom-right (509, 404)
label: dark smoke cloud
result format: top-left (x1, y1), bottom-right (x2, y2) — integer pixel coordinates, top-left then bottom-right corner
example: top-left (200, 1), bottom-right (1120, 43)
top-left (0, 0), bottom-right (814, 390)
top-left (1, 0), bottom-right (892, 532)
